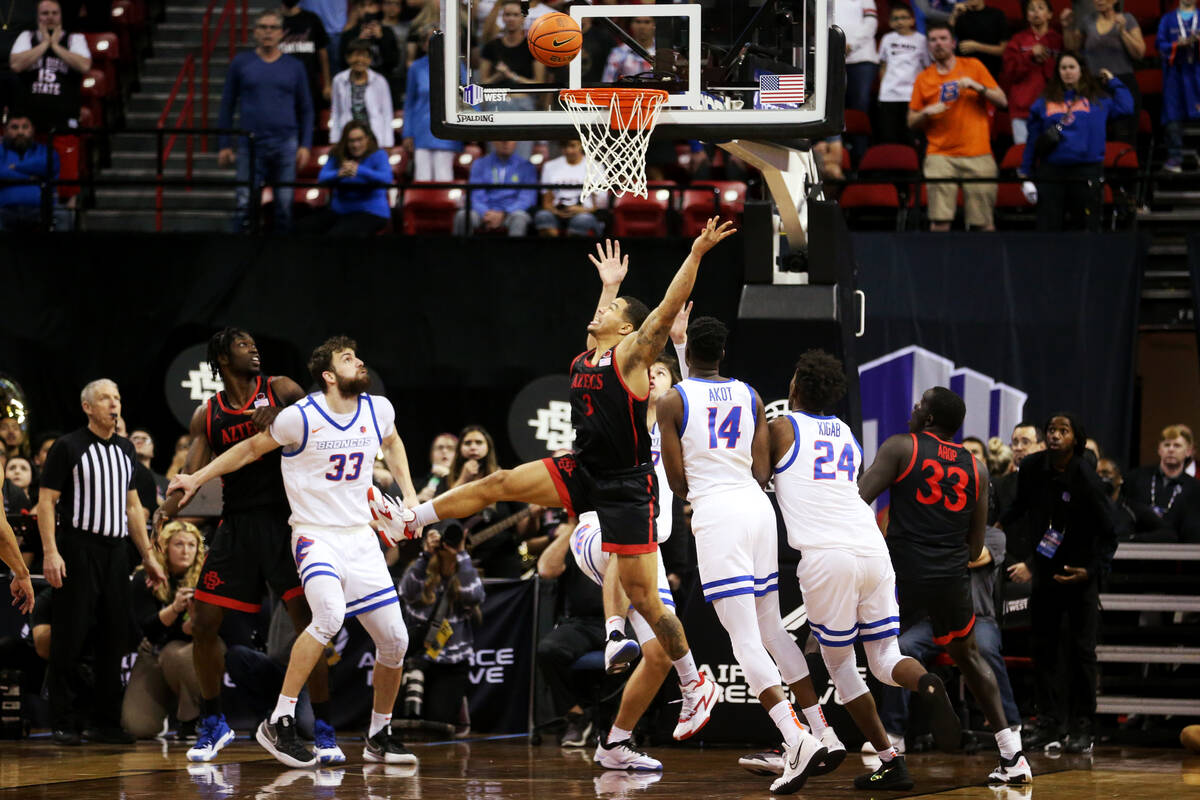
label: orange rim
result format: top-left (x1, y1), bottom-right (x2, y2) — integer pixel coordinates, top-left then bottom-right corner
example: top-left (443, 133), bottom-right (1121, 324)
top-left (560, 88), bottom-right (669, 130)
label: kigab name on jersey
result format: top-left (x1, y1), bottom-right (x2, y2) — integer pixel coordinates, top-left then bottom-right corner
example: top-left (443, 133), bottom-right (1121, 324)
top-left (816, 420), bottom-right (842, 437)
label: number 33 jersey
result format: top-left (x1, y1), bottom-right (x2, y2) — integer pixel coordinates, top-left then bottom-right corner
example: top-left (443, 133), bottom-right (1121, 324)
top-left (269, 393), bottom-right (395, 528)
top-left (772, 411), bottom-right (887, 558)
top-left (886, 431), bottom-right (981, 579)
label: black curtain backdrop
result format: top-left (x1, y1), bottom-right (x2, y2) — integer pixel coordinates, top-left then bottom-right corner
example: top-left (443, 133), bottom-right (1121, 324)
top-left (1189, 234), bottom-right (1200, 379)
top-left (852, 232), bottom-right (1145, 465)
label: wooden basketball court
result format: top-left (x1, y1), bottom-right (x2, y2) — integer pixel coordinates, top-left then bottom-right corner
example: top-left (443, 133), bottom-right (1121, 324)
top-left (1, 735), bottom-right (1195, 799)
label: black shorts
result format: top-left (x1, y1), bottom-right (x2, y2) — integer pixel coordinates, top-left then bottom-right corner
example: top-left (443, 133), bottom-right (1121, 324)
top-left (543, 454), bottom-right (658, 555)
top-left (195, 506), bottom-right (303, 613)
top-left (896, 575), bottom-right (975, 646)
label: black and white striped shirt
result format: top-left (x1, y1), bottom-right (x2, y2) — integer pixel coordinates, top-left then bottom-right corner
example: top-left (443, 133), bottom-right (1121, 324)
top-left (39, 427), bottom-right (137, 538)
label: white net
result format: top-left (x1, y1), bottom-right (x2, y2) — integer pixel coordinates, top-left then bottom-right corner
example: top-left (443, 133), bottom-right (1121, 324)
top-left (559, 89), bottom-right (668, 200)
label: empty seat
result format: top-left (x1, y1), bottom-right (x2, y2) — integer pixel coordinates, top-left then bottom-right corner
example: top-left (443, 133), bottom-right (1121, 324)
top-left (611, 183), bottom-right (674, 237)
top-left (83, 33), bottom-right (120, 90)
top-left (680, 180), bottom-right (747, 236)
top-left (399, 182), bottom-right (465, 234)
top-left (302, 145), bottom-right (331, 180)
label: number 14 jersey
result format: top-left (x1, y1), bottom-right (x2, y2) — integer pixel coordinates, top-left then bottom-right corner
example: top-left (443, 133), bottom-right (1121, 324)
top-left (887, 431), bottom-right (980, 580)
top-left (674, 377), bottom-right (760, 502)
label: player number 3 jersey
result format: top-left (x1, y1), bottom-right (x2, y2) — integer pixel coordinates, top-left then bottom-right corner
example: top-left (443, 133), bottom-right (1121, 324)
top-left (269, 393), bottom-right (395, 528)
top-left (674, 377), bottom-right (760, 502)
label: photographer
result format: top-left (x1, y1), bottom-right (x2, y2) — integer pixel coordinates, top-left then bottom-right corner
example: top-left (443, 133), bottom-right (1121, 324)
top-left (398, 525), bottom-right (484, 730)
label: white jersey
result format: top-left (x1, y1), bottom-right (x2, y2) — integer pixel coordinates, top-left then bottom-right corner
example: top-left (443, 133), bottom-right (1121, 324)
top-left (270, 392), bottom-right (395, 528)
top-left (772, 411), bottom-right (887, 557)
top-left (674, 377), bottom-right (760, 503)
top-left (649, 421), bottom-right (673, 542)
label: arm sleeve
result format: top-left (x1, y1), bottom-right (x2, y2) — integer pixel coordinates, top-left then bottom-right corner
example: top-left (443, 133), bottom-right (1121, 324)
top-left (673, 340), bottom-right (688, 379)
top-left (1157, 16), bottom-right (1174, 62)
top-left (468, 158), bottom-right (490, 211)
top-left (13, 147), bottom-right (58, 178)
top-left (68, 33), bottom-right (91, 58)
top-left (217, 58), bottom-right (242, 150)
top-left (1108, 77), bottom-right (1134, 117)
top-left (849, 3), bottom-right (878, 54)
top-left (38, 438), bottom-right (71, 492)
top-left (269, 405), bottom-right (305, 448)
top-left (10, 31), bottom-right (32, 55)
top-left (374, 76), bottom-right (394, 147)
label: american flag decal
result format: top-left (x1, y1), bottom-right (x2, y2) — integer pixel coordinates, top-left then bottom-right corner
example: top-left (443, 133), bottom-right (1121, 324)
top-left (759, 73), bottom-right (806, 104)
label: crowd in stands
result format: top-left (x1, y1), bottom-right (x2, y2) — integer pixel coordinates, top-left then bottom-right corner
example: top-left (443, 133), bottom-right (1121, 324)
top-left (1, 368), bottom-right (1198, 749)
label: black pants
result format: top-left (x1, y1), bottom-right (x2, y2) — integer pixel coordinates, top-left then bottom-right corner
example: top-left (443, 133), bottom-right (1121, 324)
top-left (298, 208), bottom-right (388, 236)
top-left (48, 529), bottom-right (134, 731)
top-left (1031, 576), bottom-right (1099, 733)
top-left (420, 659), bottom-right (470, 725)
top-left (537, 616), bottom-right (605, 716)
top-left (1036, 162), bottom-right (1104, 232)
top-left (875, 101), bottom-right (916, 147)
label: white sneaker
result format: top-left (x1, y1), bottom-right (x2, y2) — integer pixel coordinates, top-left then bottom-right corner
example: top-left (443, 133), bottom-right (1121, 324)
top-left (604, 635), bottom-right (641, 674)
top-left (673, 672), bottom-right (720, 740)
top-left (593, 738), bottom-right (663, 771)
top-left (769, 732), bottom-right (827, 794)
top-left (738, 748), bottom-right (784, 776)
top-left (367, 487), bottom-right (419, 544)
top-left (860, 731), bottom-right (906, 755)
top-left (987, 751), bottom-right (1033, 784)
top-left (810, 727), bottom-right (846, 775)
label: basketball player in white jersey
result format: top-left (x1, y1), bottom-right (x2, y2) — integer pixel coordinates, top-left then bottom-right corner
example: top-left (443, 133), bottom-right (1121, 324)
top-left (656, 317), bottom-right (837, 795)
top-left (169, 336), bottom-right (420, 768)
top-left (770, 349), bottom-right (960, 791)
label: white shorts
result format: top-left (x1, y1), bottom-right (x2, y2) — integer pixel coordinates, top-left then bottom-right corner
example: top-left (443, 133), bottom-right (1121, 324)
top-left (292, 524), bottom-right (400, 618)
top-left (796, 550), bottom-right (899, 648)
top-left (570, 511), bottom-right (674, 644)
top-left (692, 485), bottom-right (779, 603)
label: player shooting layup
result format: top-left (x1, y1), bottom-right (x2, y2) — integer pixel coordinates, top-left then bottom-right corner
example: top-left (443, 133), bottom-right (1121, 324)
top-left (170, 337), bottom-right (420, 769)
top-left (388, 219), bottom-right (736, 743)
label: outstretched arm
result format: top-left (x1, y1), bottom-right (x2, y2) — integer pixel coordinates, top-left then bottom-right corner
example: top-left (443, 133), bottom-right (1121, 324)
top-left (158, 404), bottom-right (216, 523)
top-left (859, 433), bottom-right (914, 504)
top-left (586, 239), bottom-right (628, 351)
top-left (380, 428), bottom-right (418, 505)
top-left (167, 431), bottom-right (282, 507)
top-left (617, 217), bottom-right (735, 375)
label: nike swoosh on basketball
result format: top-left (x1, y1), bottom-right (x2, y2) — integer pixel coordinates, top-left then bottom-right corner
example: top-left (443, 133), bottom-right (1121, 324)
top-left (552, 36), bottom-right (574, 46)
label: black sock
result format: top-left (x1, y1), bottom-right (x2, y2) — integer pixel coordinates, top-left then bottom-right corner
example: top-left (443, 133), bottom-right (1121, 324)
top-left (200, 697), bottom-right (221, 718)
top-left (313, 701), bottom-right (332, 723)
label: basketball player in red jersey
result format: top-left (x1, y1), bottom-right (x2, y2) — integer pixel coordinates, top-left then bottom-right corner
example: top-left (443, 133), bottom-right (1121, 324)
top-left (859, 387), bottom-right (1032, 785)
top-left (156, 329), bottom-right (337, 765)
top-left (397, 219), bottom-right (736, 753)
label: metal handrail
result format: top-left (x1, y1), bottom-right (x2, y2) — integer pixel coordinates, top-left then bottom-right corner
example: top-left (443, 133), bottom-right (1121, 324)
top-left (156, 53), bottom-right (196, 231)
top-left (201, 0), bottom-right (247, 151)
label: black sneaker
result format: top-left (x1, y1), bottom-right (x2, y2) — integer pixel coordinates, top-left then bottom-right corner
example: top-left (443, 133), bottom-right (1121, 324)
top-left (917, 673), bottom-right (961, 752)
top-left (853, 755), bottom-right (914, 790)
top-left (1065, 732), bottom-right (1094, 754)
top-left (363, 726), bottom-right (418, 765)
top-left (52, 728), bottom-right (82, 746)
top-left (561, 712), bottom-right (593, 748)
top-left (175, 718), bottom-right (198, 741)
top-left (256, 715), bottom-right (317, 768)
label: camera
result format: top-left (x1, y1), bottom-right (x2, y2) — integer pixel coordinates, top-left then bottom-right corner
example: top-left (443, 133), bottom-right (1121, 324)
top-left (441, 524), bottom-right (465, 550)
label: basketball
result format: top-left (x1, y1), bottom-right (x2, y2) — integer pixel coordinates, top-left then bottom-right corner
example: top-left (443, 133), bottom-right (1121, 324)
top-left (1183, 725), bottom-right (1200, 753)
top-left (527, 12), bottom-right (582, 67)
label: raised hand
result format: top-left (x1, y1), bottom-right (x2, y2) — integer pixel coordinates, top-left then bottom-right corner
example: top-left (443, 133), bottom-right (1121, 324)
top-left (670, 300), bottom-right (693, 345)
top-left (690, 217), bottom-right (737, 255)
top-left (588, 238), bottom-right (628, 287)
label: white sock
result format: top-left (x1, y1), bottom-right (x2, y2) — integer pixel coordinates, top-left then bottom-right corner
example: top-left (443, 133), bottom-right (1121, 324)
top-left (605, 616), bottom-right (625, 639)
top-left (995, 727), bottom-right (1021, 759)
top-left (672, 652), bottom-right (700, 686)
top-left (413, 501), bottom-right (440, 527)
top-left (878, 745), bottom-right (898, 763)
top-left (607, 725), bottom-right (633, 745)
top-left (767, 702), bottom-right (804, 748)
top-left (369, 711), bottom-right (392, 738)
top-left (269, 694), bottom-right (298, 724)
top-left (800, 703), bottom-right (828, 737)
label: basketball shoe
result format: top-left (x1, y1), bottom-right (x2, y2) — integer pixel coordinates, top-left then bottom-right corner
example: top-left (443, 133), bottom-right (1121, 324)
top-left (313, 719), bottom-right (346, 765)
top-left (988, 751), bottom-right (1033, 784)
top-left (854, 755), bottom-right (914, 790)
top-left (364, 726), bottom-right (419, 764)
top-left (810, 727), bottom-right (847, 775)
top-left (367, 487), bottom-right (419, 543)
top-left (605, 633), bottom-right (640, 674)
top-left (187, 714), bottom-right (235, 762)
top-left (593, 738), bottom-right (662, 771)
top-left (769, 732), bottom-right (827, 794)
top-left (738, 748), bottom-right (783, 776)
top-left (672, 672), bottom-right (720, 740)
top-left (256, 715), bottom-right (316, 768)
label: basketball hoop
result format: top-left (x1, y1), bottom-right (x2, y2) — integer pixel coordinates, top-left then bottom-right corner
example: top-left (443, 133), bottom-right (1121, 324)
top-left (559, 87), bottom-right (669, 199)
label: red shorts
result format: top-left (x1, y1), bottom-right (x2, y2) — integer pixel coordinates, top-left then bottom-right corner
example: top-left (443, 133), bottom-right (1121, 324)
top-left (542, 453), bottom-right (658, 555)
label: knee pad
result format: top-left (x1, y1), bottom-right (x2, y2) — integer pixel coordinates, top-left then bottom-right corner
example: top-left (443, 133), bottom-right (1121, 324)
top-left (303, 578), bottom-right (346, 646)
top-left (758, 614), bottom-right (810, 685)
top-left (820, 644), bottom-right (869, 703)
top-left (863, 636), bottom-right (904, 688)
top-left (364, 603), bottom-right (408, 669)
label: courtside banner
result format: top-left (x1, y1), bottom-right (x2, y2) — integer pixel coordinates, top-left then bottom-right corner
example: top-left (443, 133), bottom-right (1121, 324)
top-left (468, 578), bottom-right (535, 733)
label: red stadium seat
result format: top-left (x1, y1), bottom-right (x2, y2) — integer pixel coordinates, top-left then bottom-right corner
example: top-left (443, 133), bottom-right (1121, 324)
top-left (992, 0), bottom-right (1024, 28)
top-left (1122, 0), bottom-right (1162, 28)
top-left (839, 182), bottom-right (901, 210)
top-left (612, 182), bottom-right (674, 237)
top-left (1139, 108), bottom-right (1153, 135)
top-left (1144, 32), bottom-right (1158, 60)
top-left (303, 145), bottom-right (331, 180)
top-left (386, 147), bottom-right (409, 183)
top-left (994, 181), bottom-right (1034, 211)
top-left (83, 33), bottom-right (119, 90)
top-left (52, 135), bottom-right (81, 201)
top-left (857, 144), bottom-right (920, 173)
top-left (400, 182), bottom-right (465, 234)
top-left (844, 108), bottom-right (872, 137)
top-left (80, 69), bottom-right (108, 124)
top-left (1104, 141), bottom-right (1139, 169)
top-left (1000, 143), bottom-right (1027, 171)
top-left (294, 186), bottom-right (330, 210)
top-left (680, 181), bottom-right (747, 236)
top-left (1135, 68), bottom-right (1163, 97)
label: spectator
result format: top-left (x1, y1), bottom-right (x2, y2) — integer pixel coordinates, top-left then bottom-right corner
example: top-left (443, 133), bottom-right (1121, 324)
top-left (1157, 0), bottom-right (1200, 173)
top-left (536, 514), bottom-right (605, 747)
top-left (534, 140), bottom-right (603, 238)
top-left (949, 0), bottom-right (1009, 81)
top-left (36, 378), bottom-right (167, 745)
top-left (398, 525), bottom-right (484, 729)
top-left (835, 0), bottom-right (879, 160)
top-left (121, 521), bottom-right (207, 739)
top-left (986, 436), bottom-right (1014, 477)
top-left (301, 0), bottom-right (347, 71)
top-left (339, 0), bottom-right (400, 81)
top-left (877, 4), bottom-right (929, 146)
top-left (1019, 55), bottom-right (1133, 232)
top-left (1122, 424), bottom-right (1200, 543)
top-left (453, 140), bottom-right (537, 237)
top-left (962, 435), bottom-right (987, 464)
top-left (1061, 0), bottom-right (1145, 143)
top-left (402, 24), bottom-right (465, 182)
top-left (416, 432), bottom-right (458, 503)
top-left (129, 428), bottom-right (169, 501)
top-left (870, 526), bottom-right (1021, 753)
top-left (0, 114), bottom-right (61, 232)
top-left (1010, 420), bottom-right (1045, 468)
top-left (7, 0), bottom-right (91, 134)
top-left (4, 455), bottom-right (34, 514)
top-left (32, 431), bottom-right (59, 474)
top-left (993, 421), bottom-right (1044, 562)
top-left (223, 599), bottom-right (316, 733)
top-left (165, 434), bottom-right (190, 479)
top-left (577, 15), bottom-right (617, 84)
top-left (480, 0), bottom-right (552, 43)
top-left (481, 0), bottom-right (547, 134)
top-left (1002, 0), bottom-right (1063, 145)
top-left (279, 0), bottom-right (332, 110)
top-left (379, 0), bottom-right (409, 104)
top-left (601, 15), bottom-right (653, 83)
top-left (303, 119), bottom-right (392, 235)
top-left (218, 10), bottom-right (314, 233)
top-left (0, 415), bottom-right (29, 458)
top-left (1099, 457), bottom-right (1165, 542)
top-left (330, 39), bottom-right (395, 148)
top-left (1000, 412), bottom-right (1116, 754)
top-left (909, 21), bottom-right (1007, 231)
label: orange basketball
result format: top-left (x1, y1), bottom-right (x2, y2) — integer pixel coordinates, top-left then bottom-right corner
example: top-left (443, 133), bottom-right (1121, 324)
top-left (527, 12), bottom-right (582, 67)
top-left (1183, 724), bottom-right (1200, 754)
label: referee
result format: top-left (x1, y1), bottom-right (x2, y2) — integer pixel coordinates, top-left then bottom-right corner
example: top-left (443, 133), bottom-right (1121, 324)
top-left (36, 378), bottom-right (166, 745)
